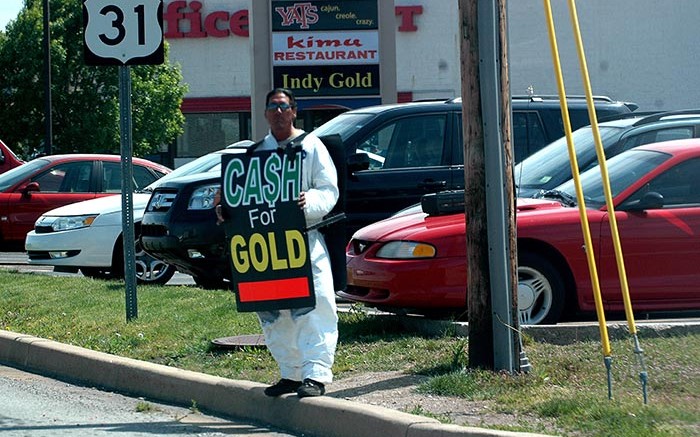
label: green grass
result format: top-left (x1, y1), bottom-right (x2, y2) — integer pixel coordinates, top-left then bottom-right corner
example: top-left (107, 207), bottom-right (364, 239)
top-left (135, 401), bottom-right (156, 413)
top-left (1, 270), bottom-right (698, 437)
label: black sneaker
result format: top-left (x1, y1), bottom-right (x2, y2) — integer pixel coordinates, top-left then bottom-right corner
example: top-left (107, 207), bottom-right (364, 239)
top-left (296, 378), bottom-right (325, 398)
top-left (264, 379), bottom-right (302, 397)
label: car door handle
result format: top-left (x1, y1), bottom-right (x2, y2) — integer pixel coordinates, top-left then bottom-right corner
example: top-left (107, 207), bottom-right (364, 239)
top-left (418, 180), bottom-right (447, 190)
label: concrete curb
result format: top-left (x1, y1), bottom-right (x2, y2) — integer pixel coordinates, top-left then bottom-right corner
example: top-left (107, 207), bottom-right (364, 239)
top-left (398, 317), bottom-right (700, 344)
top-left (0, 329), bottom-right (551, 437)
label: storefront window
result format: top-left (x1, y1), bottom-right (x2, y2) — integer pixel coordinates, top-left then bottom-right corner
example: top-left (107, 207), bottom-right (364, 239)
top-left (176, 113), bottom-right (248, 159)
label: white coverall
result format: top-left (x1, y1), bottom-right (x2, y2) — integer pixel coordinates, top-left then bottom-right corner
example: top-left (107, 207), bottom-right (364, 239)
top-left (255, 131), bottom-right (339, 384)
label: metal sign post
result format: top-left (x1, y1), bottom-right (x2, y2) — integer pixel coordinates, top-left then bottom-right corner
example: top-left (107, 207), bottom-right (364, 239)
top-left (83, 0), bottom-right (164, 321)
top-left (119, 66), bottom-right (137, 320)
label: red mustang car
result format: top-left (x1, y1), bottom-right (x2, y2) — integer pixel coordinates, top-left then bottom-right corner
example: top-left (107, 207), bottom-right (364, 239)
top-left (0, 154), bottom-right (170, 247)
top-left (340, 139), bottom-right (700, 324)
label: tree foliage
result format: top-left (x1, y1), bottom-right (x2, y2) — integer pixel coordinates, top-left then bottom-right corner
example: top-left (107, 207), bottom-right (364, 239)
top-left (0, 0), bottom-right (187, 159)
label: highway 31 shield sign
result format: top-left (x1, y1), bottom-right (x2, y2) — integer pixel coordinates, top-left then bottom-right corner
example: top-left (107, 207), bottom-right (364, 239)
top-left (83, 0), bottom-right (164, 65)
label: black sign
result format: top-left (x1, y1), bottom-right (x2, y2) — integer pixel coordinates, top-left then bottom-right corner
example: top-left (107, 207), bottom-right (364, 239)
top-left (270, 0), bottom-right (380, 100)
top-left (271, 0), bottom-right (378, 31)
top-left (274, 64), bottom-right (379, 97)
top-left (221, 151), bottom-right (315, 312)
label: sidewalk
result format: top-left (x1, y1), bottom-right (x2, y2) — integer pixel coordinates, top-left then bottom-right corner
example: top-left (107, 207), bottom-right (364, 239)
top-left (0, 328), bottom-right (552, 437)
top-left (2, 318), bottom-right (698, 437)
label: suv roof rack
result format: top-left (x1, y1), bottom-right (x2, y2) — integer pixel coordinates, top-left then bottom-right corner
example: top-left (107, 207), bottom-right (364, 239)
top-left (598, 111), bottom-right (659, 123)
top-left (449, 95), bottom-right (638, 112)
top-left (513, 95), bottom-right (639, 112)
top-left (632, 108), bottom-right (700, 126)
top-left (409, 98), bottom-right (456, 103)
top-left (450, 95), bottom-right (618, 104)
top-left (511, 94), bottom-right (615, 103)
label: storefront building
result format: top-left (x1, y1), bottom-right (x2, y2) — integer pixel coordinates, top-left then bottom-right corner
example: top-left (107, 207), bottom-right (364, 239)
top-left (163, 0), bottom-right (700, 167)
top-left (163, 0), bottom-right (460, 166)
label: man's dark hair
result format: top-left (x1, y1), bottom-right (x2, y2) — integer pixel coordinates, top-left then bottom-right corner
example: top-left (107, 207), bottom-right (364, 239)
top-left (266, 88), bottom-right (296, 108)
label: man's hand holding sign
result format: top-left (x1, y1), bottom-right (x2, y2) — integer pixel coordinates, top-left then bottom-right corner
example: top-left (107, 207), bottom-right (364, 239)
top-left (220, 88), bottom-right (339, 398)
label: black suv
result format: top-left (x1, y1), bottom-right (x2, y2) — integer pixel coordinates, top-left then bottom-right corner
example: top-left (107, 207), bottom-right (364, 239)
top-left (141, 96), bottom-right (636, 288)
top-left (515, 109), bottom-right (700, 197)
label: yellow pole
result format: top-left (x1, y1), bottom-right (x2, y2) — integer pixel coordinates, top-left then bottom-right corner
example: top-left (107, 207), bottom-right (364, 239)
top-left (542, 0), bottom-right (613, 387)
top-left (566, 0), bottom-right (636, 337)
top-left (566, 0), bottom-right (648, 403)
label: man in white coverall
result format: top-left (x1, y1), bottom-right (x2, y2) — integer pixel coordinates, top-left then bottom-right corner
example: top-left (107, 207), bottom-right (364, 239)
top-left (256, 88), bottom-right (339, 398)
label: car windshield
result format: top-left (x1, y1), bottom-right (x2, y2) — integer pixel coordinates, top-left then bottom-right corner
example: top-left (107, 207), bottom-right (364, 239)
top-left (143, 152), bottom-right (224, 191)
top-left (0, 158), bottom-right (50, 192)
top-left (514, 124), bottom-right (627, 193)
top-left (312, 112), bottom-right (375, 141)
top-left (556, 148), bottom-right (671, 208)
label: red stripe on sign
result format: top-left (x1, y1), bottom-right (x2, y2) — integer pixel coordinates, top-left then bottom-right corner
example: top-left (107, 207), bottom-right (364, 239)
top-left (238, 277), bottom-right (311, 302)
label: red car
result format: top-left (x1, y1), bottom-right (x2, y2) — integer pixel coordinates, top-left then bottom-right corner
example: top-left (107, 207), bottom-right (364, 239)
top-left (0, 154), bottom-right (170, 247)
top-left (0, 139), bottom-right (24, 175)
top-left (341, 139), bottom-right (700, 324)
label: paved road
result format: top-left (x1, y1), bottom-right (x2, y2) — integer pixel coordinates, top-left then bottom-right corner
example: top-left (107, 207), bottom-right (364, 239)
top-left (0, 364), bottom-right (298, 437)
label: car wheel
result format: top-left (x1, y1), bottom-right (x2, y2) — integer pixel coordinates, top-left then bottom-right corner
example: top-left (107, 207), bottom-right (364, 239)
top-left (133, 239), bottom-right (176, 285)
top-left (517, 252), bottom-right (566, 325)
top-left (193, 275), bottom-right (227, 290)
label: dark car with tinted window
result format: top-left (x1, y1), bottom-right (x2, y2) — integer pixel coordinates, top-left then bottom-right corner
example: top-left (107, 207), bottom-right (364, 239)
top-left (515, 109), bottom-right (700, 197)
top-left (140, 96), bottom-right (636, 288)
top-left (303, 95), bottom-right (637, 234)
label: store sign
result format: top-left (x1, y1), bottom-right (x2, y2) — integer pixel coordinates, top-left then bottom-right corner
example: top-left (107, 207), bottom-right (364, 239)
top-left (271, 0), bottom-right (378, 30)
top-left (272, 31), bottom-right (378, 65)
top-left (271, 0), bottom-right (380, 98)
top-left (274, 65), bottom-right (379, 97)
top-left (162, 1), bottom-right (422, 39)
top-left (221, 151), bottom-right (315, 312)
top-left (163, 0), bottom-right (248, 38)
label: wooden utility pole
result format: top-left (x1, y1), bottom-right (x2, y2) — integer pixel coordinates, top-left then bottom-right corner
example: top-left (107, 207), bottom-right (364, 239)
top-left (460, 0), bottom-right (491, 368)
top-left (460, 0), bottom-right (519, 371)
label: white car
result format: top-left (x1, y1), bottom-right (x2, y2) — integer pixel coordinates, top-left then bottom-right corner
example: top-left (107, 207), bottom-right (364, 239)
top-left (25, 142), bottom-right (253, 284)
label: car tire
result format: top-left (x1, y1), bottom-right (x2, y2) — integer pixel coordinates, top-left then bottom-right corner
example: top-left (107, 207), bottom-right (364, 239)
top-left (517, 252), bottom-right (566, 325)
top-left (133, 238), bottom-right (176, 285)
top-left (106, 235), bottom-right (177, 285)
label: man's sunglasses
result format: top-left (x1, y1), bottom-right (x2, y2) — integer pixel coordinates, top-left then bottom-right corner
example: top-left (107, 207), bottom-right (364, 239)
top-left (266, 102), bottom-right (294, 111)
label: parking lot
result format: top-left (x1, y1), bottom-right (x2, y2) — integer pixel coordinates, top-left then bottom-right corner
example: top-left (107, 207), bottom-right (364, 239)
top-left (0, 251), bottom-right (195, 286)
top-left (3, 250), bottom-right (698, 326)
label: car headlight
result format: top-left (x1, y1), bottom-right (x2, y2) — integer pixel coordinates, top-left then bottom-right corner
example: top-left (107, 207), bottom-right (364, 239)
top-left (188, 184), bottom-right (219, 210)
top-left (36, 215), bottom-right (98, 232)
top-left (375, 241), bottom-right (436, 259)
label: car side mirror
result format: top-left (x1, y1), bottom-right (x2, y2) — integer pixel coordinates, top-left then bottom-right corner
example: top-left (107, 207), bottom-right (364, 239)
top-left (623, 191), bottom-right (664, 211)
top-left (21, 181), bottom-right (40, 196)
top-left (347, 153), bottom-right (370, 172)
top-left (638, 191), bottom-right (664, 210)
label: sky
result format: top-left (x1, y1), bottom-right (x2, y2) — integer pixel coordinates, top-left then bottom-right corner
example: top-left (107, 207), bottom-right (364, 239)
top-left (0, 0), bottom-right (23, 32)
